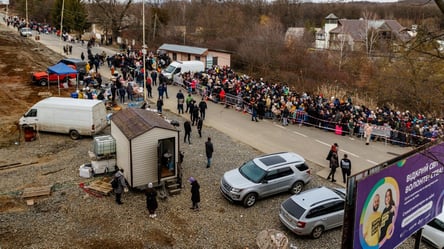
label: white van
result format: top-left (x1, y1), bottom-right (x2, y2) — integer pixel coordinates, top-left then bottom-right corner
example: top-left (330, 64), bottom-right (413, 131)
top-left (19, 97), bottom-right (108, 139)
top-left (161, 60), bottom-right (205, 84)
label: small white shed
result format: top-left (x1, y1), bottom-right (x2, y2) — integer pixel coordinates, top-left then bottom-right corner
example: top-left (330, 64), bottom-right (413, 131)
top-left (110, 108), bottom-right (180, 188)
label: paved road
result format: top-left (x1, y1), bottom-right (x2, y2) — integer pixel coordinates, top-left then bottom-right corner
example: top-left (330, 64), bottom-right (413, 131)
top-left (9, 20), bottom-right (413, 186)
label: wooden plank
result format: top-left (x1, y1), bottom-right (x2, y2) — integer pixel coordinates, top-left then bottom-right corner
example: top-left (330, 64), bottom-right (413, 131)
top-left (0, 161), bottom-right (38, 171)
top-left (22, 185), bottom-right (52, 198)
top-left (37, 92), bottom-right (52, 97)
top-left (87, 180), bottom-right (113, 195)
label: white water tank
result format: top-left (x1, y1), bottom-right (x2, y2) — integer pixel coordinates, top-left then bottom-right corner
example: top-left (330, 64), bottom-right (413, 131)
top-left (93, 135), bottom-right (116, 156)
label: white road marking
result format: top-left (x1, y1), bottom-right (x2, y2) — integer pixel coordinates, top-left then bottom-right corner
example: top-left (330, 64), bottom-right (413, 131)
top-left (273, 124), bottom-right (308, 137)
top-left (366, 159), bottom-right (378, 165)
top-left (315, 139), bottom-right (330, 147)
top-left (274, 124), bottom-right (285, 129)
top-left (292, 131), bottom-right (307, 137)
top-left (316, 140), bottom-right (359, 158)
top-left (340, 150), bottom-right (359, 158)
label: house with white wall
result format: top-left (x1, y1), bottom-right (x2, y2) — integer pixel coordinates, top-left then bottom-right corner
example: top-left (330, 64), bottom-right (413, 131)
top-left (315, 13), bottom-right (412, 52)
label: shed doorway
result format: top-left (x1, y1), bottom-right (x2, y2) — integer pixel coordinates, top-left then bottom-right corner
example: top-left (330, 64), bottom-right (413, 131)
top-left (158, 137), bottom-right (176, 179)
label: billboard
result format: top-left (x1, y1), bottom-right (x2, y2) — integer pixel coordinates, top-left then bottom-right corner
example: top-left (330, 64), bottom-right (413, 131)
top-left (352, 142), bottom-right (444, 249)
top-left (0, 0), bottom-right (9, 5)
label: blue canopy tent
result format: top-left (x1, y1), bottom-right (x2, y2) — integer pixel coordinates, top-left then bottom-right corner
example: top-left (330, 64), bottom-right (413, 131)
top-left (47, 62), bottom-right (78, 95)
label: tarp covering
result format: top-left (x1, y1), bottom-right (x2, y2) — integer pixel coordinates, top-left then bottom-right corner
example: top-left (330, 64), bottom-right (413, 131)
top-left (47, 62), bottom-right (78, 95)
top-left (47, 62), bottom-right (77, 75)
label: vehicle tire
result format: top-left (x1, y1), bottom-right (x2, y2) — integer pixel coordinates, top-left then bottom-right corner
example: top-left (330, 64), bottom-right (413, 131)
top-left (311, 225), bottom-right (324, 239)
top-left (290, 181), bottom-right (304, 195)
top-left (243, 193), bottom-right (257, 208)
top-left (38, 79), bottom-right (48, 86)
top-left (69, 130), bottom-right (80, 140)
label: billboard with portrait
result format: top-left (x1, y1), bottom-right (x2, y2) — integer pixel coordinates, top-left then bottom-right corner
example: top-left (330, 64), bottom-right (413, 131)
top-left (353, 142), bottom-right (444, 249)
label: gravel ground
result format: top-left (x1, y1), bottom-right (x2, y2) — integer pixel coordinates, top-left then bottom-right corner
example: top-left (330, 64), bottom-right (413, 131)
top-left (0, 110), bottom-right (434, 248)
top-left (0, 108), bottom-right (433, 249)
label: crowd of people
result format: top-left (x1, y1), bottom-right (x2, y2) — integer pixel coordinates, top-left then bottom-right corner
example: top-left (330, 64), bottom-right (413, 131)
top-left (74, 44), bottom-right (443, 149)
top-left (6, 14), bottom-right (442, 150)
top-left (4, 16), bottom-right (57, 34)
top-left (176, 65), bottom-right (443, 148)
top-left (104, 45), bottom-right (443, 148)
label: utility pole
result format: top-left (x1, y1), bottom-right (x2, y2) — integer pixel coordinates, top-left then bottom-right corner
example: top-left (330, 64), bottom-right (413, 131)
top-left (25, 0), bottom-right (28, 27)
top-left (142, 0), bottom-right (147, 103)
top-left (152, 13), bottom-right (157, 42)
top-left (60, 0), bottom-right (65, 54)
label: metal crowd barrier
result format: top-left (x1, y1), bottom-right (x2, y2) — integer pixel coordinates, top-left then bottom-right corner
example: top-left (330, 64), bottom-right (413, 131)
top-left (179, 82), bottom-right (432, 147)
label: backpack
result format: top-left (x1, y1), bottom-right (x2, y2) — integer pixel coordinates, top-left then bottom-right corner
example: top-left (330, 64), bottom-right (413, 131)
top-left (326, 150), bottom-right (332, 161)
top-left (111, 177), bottom-right (119, 189)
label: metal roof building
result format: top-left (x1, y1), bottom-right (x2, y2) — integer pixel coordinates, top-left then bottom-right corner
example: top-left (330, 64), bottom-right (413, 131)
top-left (158, 43), bottom-right (231, 68)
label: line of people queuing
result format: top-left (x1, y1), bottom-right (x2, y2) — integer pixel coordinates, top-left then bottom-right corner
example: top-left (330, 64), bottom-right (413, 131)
top-left (93, 46), bottom-right (443, 148)
top-left (178, 65), bottom-right (443, 147)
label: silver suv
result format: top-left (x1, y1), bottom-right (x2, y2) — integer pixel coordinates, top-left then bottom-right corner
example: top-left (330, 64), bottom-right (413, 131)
top-left (279, 186), bottom-right (346, 239)
top-left (220, 152), bottom-right (311, 208)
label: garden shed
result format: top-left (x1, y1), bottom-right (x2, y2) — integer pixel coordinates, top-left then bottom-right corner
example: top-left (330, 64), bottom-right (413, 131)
top-left (110, 108), bottom-right (180, 189)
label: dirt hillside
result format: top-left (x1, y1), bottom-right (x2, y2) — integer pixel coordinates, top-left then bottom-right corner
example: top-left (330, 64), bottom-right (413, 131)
top-left (0, 25), bottom-right (67, 147)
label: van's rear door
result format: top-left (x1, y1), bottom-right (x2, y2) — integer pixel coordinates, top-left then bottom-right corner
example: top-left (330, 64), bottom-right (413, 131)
top-left (92, 102), bottom-right (107, 134)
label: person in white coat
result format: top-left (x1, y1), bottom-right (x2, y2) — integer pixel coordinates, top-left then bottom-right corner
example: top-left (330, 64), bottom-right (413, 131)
top-left (364, 122), bottom-right (373, 145)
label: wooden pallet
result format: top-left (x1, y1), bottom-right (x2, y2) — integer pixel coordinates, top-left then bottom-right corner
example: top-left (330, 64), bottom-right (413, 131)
top-left (22, 185), bottom-right (52, 199)
top-left (87, 179), bottom-right (113, 195)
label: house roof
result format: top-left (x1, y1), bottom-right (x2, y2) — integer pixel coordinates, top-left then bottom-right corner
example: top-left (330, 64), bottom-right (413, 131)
top-left (330, 19), bottom-right (409, 42)
top-left (285, 27), bottom-right (306, 41)
top-left (158, 44), bottom-right (208, 55)
top-left (111, 108), bottom-right (177, 140)
top-left (325, 13), bottom-right (338, 20)
top-left (330, 20), bottom-right (365, 41)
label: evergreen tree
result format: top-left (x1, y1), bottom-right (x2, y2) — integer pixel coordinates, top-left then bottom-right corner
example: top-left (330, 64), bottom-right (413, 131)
top-left (52, 0), bottom-right (89, 34)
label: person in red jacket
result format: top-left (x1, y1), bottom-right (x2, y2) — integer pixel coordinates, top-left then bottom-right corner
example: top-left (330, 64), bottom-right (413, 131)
top-left (219, 88), bottom-right (226, 103)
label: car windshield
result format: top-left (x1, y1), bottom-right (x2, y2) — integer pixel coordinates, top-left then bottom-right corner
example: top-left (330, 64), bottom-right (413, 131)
top-left (428, 215), bottom-right (444, 230)
top-left (239, 160), bottom-right (266, 183)
top-left (164, 65), bottom-right (175, 73)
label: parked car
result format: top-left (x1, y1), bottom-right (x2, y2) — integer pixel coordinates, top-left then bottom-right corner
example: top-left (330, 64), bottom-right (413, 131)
top-left (422, 211), bottom-right (444, 249)
top-left (31, 66), bottom-right (77, 86)
top-left (58, 58), bottom-right (87, 75)
top-left (19, 27), bottom-right (32, 37)
top-left (220, 152), bottom-right (311, 208)
top-left (279, 186), bottom-right (346, 239)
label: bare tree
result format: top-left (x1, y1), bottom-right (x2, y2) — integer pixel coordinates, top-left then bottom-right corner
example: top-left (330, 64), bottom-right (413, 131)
top-left (434, 0), bottom-right (444, 14)
top-left (370, 34), bottom-right (444, 117)
top-left (361, 10), bottom-right (380, 57)
top-left (92, 0), bottom-right (133, 44)
top-left (336, 33), bottom-right (351, 71)
top-left (237, 16), bottom-right (285, 76)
